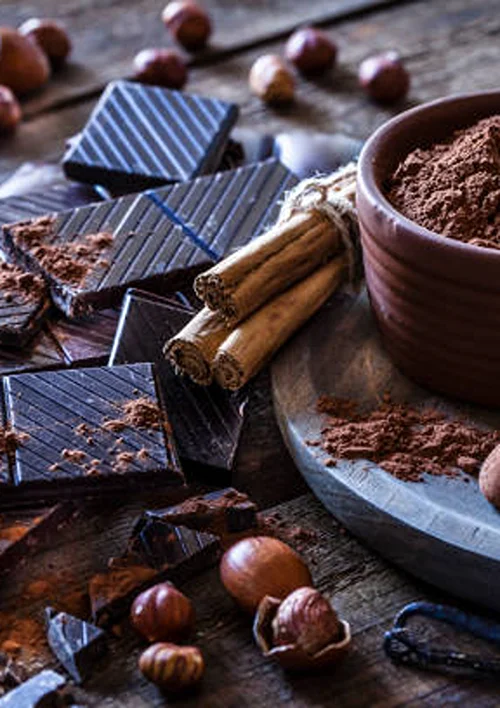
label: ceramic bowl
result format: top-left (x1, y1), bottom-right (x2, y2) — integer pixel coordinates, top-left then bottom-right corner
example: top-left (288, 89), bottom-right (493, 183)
top-left (357, 91), bottom-right (500, 406)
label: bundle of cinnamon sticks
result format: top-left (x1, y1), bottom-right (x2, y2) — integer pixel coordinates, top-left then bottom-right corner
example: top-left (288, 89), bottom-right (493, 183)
top-left (164, 163), bottom-right (359, 390)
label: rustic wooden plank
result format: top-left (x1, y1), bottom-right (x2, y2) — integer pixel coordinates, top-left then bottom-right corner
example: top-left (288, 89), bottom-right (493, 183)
top-left (1, 494), bottom-right (499, 706)
top-left (0, 0), bottom-right (406, 118)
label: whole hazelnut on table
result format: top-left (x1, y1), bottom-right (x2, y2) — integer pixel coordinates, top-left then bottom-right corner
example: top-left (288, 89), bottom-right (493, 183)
top-left (479, 444), bottom-right (500, 508)
top-left (285, 27), bottom-right (337, 75)
top-left (162, 1), bottom-right (212, 51)
top-left (133, 48), bottom-right (187, 89)
top-left (131, 582), bottom-right (195, 642)
top-left (18, 19), bottom-right (72, 69)
top-left (220, 536), bottom-right (312, 613)
top-left (254, 587), bottom-right (351, 671)
top-left (0, 27), bottom-right (50, 96)
top-left (0, 85), bottom-right (21, 134)
top-left (358, 51), bottom-right (410, 104)
top-left (139, 642), bottom-right (204, 693)
top-left (249, 54), bottom-right (295, 105)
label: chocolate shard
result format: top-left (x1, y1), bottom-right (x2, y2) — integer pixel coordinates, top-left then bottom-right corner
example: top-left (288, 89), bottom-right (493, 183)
top-left (0, 328), bottom-right (65, 378)
top-left (45, 607), bottom-right (107, 684)
top-left (89, 522), bottom-right (219, 626)
top-left (0, 669), bottom-right (66, 708)
top-left (63, 81), bottom-right (239, 191)
top-left (0, 504), bottom-right (77, 574)
top-left (146, 488), bottom-right (258, 536)
top-left (0, 185), bottom-right (102, 227)
top-left (110, 290), bottom-right (247, 471)
top-left (1, 160), bottom-right (297, 318)
top-left (0, 263), bottom-right (51, 348)
top-left (1, 362), bottom-right (184, 508)
top-left (47, 309), bottom-right (120, 367)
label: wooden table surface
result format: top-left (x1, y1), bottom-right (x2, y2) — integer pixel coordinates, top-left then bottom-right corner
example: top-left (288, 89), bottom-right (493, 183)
top-left (1, 0), bottom-right (500, 705)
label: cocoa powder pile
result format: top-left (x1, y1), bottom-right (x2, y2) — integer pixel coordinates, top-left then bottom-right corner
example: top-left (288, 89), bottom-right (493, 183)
top-left (387, 115), bottom-right (500, 247)
top-left (315, 395), bottom-right (500, 482)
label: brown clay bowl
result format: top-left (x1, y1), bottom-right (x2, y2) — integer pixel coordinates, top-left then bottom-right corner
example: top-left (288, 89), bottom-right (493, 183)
top-left (357, 91), bottom-right (500, 406)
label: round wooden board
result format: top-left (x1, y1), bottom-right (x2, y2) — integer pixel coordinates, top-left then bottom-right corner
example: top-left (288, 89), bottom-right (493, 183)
top-left (271, 288), bottom-right (500, 611)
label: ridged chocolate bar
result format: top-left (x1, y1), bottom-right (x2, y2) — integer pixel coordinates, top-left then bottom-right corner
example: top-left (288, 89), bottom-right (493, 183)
top-left (0, 264), bottom-right (51, 348)
top-left (2, 160), bottom-right (297, 318)
top-left (110, 290), bottom-right (247, 471)
top-left (0, 362), bottom-right (184, 508)
top-left (63, 81), bottom-right (238, 190)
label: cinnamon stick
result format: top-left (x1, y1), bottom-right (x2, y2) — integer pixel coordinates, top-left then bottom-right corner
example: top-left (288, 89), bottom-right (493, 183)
top-left (164, 307), bottom-right (230, 386)
top-left (213, 255), bottom-right (346, 390)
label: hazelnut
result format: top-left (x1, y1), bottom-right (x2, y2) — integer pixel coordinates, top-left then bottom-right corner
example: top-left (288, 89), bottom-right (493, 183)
top-left (0, 85), bottom-right (21, 134)
top-left (479, 444), bottom-right (500, 508)
top-left (220, 536), bottom-right (312, 613)
top-left (285, 27), bottom-right (337, 75)
top-left (249, 54), bottom-right (295, 105)
top-left (133, 48), bottom-right (187, 90)
top-left (18, 19), bottom-right (71, 69)
top-left (254, 590), bottom-right (351, 671)
top-left (138, 642), bottom-right (204, 693)
top-left (130, 582), bottom-right (195, 642)
top-left (0, 27), bottom-right (50, 96)
top-left (358, 51), bottom-right (410, 104)
top-left (162, 1), bottom-right (212, 51)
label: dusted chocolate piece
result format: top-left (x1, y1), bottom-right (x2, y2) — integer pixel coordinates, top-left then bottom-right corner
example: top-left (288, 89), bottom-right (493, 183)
top-left (89, 522), bottom-right (219, 626)
top-left (45, 608), bottom-right (107, 684)
top-left (110, 290), bottom-right (247, 470)
top-left (146, 488), bottom-right (258, 535)
top-left (0, 263), bottom-right (50, 347)
top-left (48, 309), bottom-right (119, 366)
top-left (2, 160), bottom-right (296, 318)
top-left (1, 362), bottom-right (184, 507)
top-left (0, 328), bottom-right (65, 377)
top-left (0, 503), bottom-right (76, 573)
top-left (0, 669), bottom-right (66, 707)
top-left (63, 81), bottom-right (238, 190)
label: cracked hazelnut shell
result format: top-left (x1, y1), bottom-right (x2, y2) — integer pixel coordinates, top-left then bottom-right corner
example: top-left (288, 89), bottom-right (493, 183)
top-left (249, 54), bottom-right (295, 105)
top-left (162, 1), bottom-right (212, 51)
top-left (19, 19), bottom-right (71, 69)
top-left (285, 27), bottom-right (337, 75)
top-left (220, 536), bottom-right (312, 613)
top-left (133, 48), bottom-right (187, 89)
top-left (358, 51), bottom-right (409, 104)
top-left (0, 85), bottom-right (21, 134)
top-left (0, 27), bottom-right (50, 96)
top-left (254, 593), bottom-right (351, 671)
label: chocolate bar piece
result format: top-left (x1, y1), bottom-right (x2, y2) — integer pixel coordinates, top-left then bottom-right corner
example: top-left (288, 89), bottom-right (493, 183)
top-left (1, 362), bottom-right (183, 508)
top-left (110, 290), bottom-right (247, 470)
top-left (89, 522), bottom-right (219, 626)
top-left (47, 309), bottom-right (120, 367)
top-left (63, 81), bottom-right (238, 190)
top-left (0, 263), bottom-right (51, 348)
top-left (146, 488), bottom-right (258, 535)
top-left (45, 608), bottom-right (107, 684)
top-left (2, 160), bottom-right (296, 318)
top-left (0, 328), bottom-right (65, 378)
top-left (0, 669), bottom-right (66, 707)
top-left (0, 504), bottom-right (76, 573)
top-left (0, 185), bottom-right (101, 227)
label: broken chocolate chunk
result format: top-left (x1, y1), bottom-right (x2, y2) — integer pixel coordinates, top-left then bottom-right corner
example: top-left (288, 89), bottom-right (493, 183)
top-left (0, 669), bottom-right (66, 707)
top-left (0, 263), bottom-right (50, 348)
top-left (45, 608), bottom-right (107, 684)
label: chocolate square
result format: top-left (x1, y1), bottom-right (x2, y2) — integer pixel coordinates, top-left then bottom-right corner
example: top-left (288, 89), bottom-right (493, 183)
top-left (0, 669), bottom-right (65, 708)
top-left (110, 290), bottom-right (247, 471)
top-left (63, 81), bottom-right (238, 190)
top-left (47, 309), bottom-right (120, 367)
top-left (0, 264), bottom-right (50, 348)
top-left (0, 185), bottom-right (102, 227)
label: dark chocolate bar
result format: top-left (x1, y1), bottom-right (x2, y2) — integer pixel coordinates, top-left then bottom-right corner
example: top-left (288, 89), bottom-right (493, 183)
top-left (2, 160), bottom-right (296, 318)
top-left (0, 185), bottom-right (102, 227)
top-left (89, 522), bottom-right (219, 626)
top-left (146, 488), bottom-right (258, 535)
top-left (47, 309), bottom-right (120, 367)
top-left (63, 81), bottom-right (238, 190)
top-left (109, 290), bottom-right (247, 471)
top-left (0, 328), bottom-right (65, 378)
top-left (0, 669), bottom-right (66, 708)
top-left (45, 608), bottom-right (107, 684)
top-left (0, 503), bottom-right (77, 573)
top-left (0, 362), bottom-right (184, 508)
top-left (0, 263), bottom-right (50, 348)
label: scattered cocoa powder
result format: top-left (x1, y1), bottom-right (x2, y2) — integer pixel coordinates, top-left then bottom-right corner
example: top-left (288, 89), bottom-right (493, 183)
top-left (258, 512), bottom-right (318, 552)
top-left (0, 262), bottom-right (46, 305)
top-left (0, 525), bottom-right (28, 545)
top-left (61, 448), bottom-right (87, 464)
top-left (103, 397), bottom-right (162, 432)
top-left (314, 395), bottom-right (500, 482)
top-left (387, 115), bottom-right (500, 247)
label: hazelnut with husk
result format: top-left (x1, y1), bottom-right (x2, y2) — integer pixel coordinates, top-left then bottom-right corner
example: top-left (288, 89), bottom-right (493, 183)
top-left (253, 587), bottom-right (351, 670)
